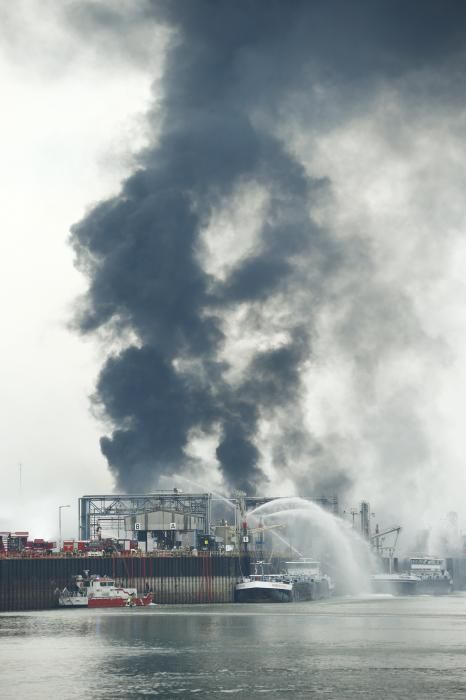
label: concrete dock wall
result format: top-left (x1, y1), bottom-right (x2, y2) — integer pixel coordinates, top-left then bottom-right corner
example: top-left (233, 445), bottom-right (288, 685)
top-left (0, 555), bottom-right (250, 611)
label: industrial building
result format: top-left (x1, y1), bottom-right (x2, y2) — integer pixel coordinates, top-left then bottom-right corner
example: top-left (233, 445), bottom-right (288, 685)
top-left (78, 491), bottom-right (339, 553)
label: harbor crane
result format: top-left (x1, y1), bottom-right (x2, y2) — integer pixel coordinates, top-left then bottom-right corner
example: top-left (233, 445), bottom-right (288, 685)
top-left (248, 523), bottom-right (286, 534)
top-left (371, 525), bottom-right (401, 557)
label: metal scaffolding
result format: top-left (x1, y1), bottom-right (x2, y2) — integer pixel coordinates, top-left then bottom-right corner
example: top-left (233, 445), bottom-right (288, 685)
top-left (78, 492), bottom-right (338, 541)
top-left (243, 495), bottom-right (339, 514)
top-left (79, 492), bottom-right (212, 540)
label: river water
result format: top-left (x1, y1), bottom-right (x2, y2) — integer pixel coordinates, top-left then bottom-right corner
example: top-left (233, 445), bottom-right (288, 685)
top-left (1, 595), bottom-right (466, 698)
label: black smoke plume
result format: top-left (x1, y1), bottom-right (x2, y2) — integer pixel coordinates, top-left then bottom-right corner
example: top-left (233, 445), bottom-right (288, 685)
top-left (71, 0), bottom-right (466, 495)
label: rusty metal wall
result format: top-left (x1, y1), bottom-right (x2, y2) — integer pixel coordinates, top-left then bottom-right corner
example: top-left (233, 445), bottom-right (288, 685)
top-left (0, 555), bottom-right (250, 611)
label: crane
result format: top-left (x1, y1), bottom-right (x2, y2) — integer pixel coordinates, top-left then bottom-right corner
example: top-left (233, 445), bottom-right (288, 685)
top-left (248, 523), bottom-right (286, 534)
top-left (371, 525), bottom-right (401, 560)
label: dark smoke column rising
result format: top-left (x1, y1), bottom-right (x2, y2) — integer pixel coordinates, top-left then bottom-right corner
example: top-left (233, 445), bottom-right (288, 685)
top-left (71, 1), bottom-right (326, 492)
top-left (71, 0), bottom-right (466, 497)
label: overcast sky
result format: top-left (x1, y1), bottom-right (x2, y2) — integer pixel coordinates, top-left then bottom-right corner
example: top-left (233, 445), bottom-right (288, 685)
top-left (0, 0), bottom-right (164, 538)
top-left (2, 1), bottom-right (466, 547)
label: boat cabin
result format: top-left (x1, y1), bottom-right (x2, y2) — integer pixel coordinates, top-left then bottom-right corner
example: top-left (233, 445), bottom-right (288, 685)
top-left (285, 559), bottom-right (321, 577)
top-left (73, 574), bottom-right (116, 590)
top-left (409, 557), bottom-right (445, 573)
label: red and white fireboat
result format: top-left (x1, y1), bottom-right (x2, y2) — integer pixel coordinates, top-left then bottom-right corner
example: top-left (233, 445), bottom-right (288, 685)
top-left (57, 573), bottom-right (153, 608)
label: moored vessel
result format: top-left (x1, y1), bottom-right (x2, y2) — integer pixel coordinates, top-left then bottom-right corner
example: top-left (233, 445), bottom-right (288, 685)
top-left (408, 556), bottom-right (453, 594)
top-left (235, 562), bottom-right (292, 602)
top-left (371, 556), bottom-right (453, 595)
top-left (371, 572), bottom-right (420, 595)
top-left (235, 559), bottom-right (332, 603)
top-left (57, 572), bottom-right (153, 608)
top-left (285, 558), bottom-right (332, 601)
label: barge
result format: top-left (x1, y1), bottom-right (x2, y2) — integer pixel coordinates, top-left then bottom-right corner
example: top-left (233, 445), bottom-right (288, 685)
top-left (235, 559), bottom-right (332, 603)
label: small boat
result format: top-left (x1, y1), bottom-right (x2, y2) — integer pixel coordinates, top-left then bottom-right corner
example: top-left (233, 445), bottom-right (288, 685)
top-left (57, 573), bottom-right (153, 608)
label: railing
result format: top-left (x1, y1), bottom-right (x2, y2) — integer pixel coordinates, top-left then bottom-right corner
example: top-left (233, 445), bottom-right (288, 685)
top-left (0, 549), bottom-right (293, 560)
top-left (0, 550), bottom-right (243, 559)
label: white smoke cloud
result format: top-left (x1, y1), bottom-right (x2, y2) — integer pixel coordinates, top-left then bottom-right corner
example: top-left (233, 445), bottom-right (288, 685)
top-left (275, 73), bottom-right (466, 548)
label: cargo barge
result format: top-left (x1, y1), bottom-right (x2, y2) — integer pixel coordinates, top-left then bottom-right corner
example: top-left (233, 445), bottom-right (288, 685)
top-left (235, 559), bottom-right (332, 603)
top-left (371, 556), bottom-right (454, 595)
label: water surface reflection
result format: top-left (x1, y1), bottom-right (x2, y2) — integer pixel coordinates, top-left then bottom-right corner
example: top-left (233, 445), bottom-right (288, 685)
top-left (1, 595), bottom-right (466, 698)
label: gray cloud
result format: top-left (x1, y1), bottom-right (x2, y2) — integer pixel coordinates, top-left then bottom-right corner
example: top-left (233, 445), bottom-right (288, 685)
top-left (71, 0), bottom-right (466, 505)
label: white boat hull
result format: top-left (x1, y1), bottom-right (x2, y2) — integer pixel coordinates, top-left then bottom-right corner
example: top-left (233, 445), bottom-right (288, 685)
top-left (235, 578), bottom-right (331, 603)
top-left (371, 574), bottom-right (419, 595)
top-left (235, 580), bottom-right (292, 603)
top-left (58, 594), bottom-right (88, 607)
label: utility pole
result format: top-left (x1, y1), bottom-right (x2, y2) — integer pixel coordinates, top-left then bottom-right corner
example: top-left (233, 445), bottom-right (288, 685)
top-left (235, 491), bottom-right (248, 555)
top-left (58, 505), bottom-right (70, 551)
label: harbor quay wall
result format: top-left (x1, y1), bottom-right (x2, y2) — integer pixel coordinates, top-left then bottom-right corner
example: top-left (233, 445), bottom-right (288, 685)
top-left (0, 555), bottom-right (251, 611)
